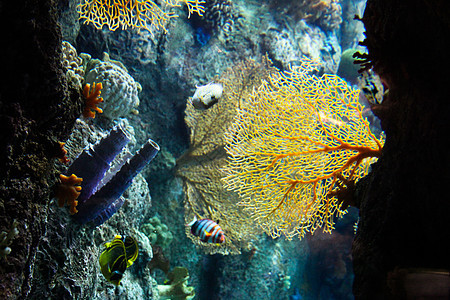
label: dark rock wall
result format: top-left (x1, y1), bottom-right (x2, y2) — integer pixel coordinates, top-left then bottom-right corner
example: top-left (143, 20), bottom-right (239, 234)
top-left (0, 0), bottom-right (81, 298)
top-left (353, 1), bottom-right (450, 298)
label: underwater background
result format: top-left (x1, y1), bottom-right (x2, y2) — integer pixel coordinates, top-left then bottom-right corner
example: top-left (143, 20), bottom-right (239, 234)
top-left (3, 0), bottom-right (450, 299)
top-left (52, 0), bottom-right (367, 299)
top-left (2, 0), bottom-right (422, 299)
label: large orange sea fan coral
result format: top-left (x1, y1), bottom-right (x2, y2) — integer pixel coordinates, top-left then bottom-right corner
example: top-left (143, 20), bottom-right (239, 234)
top-left (222, 57), bottom-right (383, 240)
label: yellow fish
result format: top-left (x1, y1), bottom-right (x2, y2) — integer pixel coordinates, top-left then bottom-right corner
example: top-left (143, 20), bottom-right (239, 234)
top-left (99, 235), bottom-right (138, 285)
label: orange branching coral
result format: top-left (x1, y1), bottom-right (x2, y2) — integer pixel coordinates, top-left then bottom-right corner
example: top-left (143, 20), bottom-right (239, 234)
top-left (77, 0), bottom-right (205, 33)
top-left (82, 82), bottom-right (103, 118)
top-left (222, 57), bottom-right (384, 240)
top-left (56, 174), bottom-right (83, 215)
top-left (57, 142), bottom-right (69, 164)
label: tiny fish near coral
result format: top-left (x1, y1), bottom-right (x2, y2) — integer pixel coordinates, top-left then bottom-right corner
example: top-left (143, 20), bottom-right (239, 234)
top-left (191, 82), bottom-right (223, 110)
top-left (188, 216), bottom-right (225, 244)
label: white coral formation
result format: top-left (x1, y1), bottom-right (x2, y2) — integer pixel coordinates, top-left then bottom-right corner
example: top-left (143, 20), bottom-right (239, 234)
top-left (85, 61), bottom-right (141, 120)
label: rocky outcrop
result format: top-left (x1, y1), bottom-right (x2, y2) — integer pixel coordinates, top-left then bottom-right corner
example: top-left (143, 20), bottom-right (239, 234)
top-left (0, 0), bottom-right (82, 297)
top-left (353, 1), bottom-right (450, 298)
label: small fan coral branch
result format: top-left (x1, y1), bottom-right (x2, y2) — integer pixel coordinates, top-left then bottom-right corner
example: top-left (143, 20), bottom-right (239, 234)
top-left (57, 142), bottom-right (69, 164)
top-left (56, 174), bottom-right (83, 215)
top-left (222, 57), bottom-right (384, 240)
top-left (77, 0), bottom-right (205, 33)
top-left (82, 82), bottom-right (103, 118)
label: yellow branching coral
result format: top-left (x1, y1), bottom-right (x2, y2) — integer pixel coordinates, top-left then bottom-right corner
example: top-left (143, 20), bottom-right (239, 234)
top-left (77, 0), bottom-right (205, 33)
top-left (222, 57), bottom-right (384, 240)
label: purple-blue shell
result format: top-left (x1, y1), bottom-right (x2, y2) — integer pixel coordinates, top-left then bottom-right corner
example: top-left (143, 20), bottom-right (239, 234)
top-left (67, 124), bottom-right (130, 206)
top-left (74, 138), bottom-right (160, 225)
top-left (67, 123), bottom-right (159, 226)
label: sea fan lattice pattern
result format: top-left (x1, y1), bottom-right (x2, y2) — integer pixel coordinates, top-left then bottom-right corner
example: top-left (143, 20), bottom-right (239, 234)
top-left (77, 0), bottom-right (205, 32)
top-left (222, 57), bottom-right (383, 240)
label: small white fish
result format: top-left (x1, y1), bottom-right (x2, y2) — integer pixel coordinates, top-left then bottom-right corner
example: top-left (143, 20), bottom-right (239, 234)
top-left (191, 82), bottom-right (223, 110)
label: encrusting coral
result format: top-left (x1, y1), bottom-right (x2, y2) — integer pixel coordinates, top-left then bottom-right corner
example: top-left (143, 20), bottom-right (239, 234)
top-left (267, 0), bottom-right (342, 30)
top-left (61, 41), bottom-right (85, 89)
top-left (82, 82), bottom-right (103, 118)
top-left (141, 216), bottom-right (173, 250)
top-left (148, 245), bottom-right (170, 274)
top-left (55, 174), bottom-right (83, 215)
top-left (191, 0), bottom-right (244, 41)
top-left (222, 57), bottom-right (384, 240)
top-left (176, 56), bottom-right (277, 255)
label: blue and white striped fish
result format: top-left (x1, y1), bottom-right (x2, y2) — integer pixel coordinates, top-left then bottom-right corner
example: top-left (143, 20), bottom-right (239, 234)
top-left (188, 217), bottom-right (225, 244)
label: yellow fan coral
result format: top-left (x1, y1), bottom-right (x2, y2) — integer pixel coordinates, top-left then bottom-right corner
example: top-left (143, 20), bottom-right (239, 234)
top-left (222, 57), bottom-right (383, 240)
top-left (77, 0), bottom-right (205, 33)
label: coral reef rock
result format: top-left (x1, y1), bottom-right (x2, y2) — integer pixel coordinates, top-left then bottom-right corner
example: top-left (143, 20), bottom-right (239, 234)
top-left (62, 41), bottom-right (85, 89)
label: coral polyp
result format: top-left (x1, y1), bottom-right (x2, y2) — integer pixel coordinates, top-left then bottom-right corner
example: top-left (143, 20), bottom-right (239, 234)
top-left (56, 174), bottom-right (83, 215)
